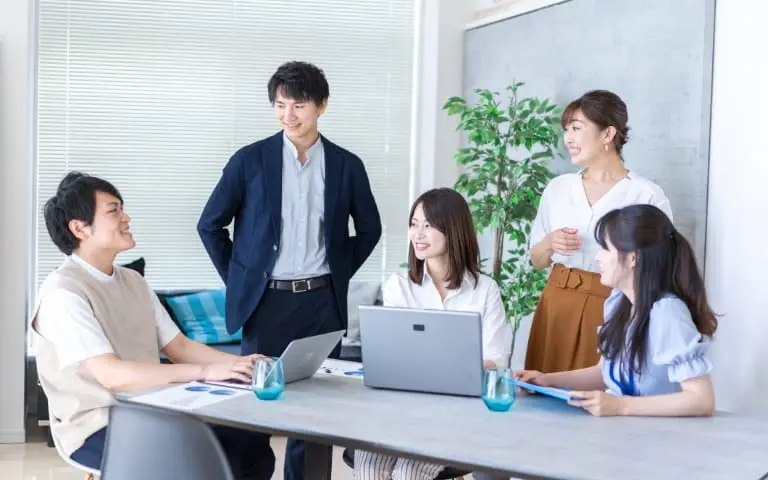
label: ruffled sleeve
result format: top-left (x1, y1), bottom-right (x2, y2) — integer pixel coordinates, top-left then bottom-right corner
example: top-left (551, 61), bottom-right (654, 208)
top-left (648, 296), bottom-right (713, 383)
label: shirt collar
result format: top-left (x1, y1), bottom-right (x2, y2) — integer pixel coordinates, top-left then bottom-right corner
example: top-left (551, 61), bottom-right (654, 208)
top-left (282, 131), bottom-right (324, 164)
top-left (70, 253), bottom-right (115, 282)
top-left (422, 266), bottom-right (473, 292)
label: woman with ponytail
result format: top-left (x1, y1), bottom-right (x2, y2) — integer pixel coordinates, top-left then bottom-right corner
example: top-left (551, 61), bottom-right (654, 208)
top-left (515, 204), bottom-right (718, 417)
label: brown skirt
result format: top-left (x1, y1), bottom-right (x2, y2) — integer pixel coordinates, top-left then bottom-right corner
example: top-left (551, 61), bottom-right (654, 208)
top-left (524, 263), bottom-right (612, 373)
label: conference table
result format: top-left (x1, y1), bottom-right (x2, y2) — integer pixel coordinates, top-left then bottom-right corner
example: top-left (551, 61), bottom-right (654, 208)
top-left (117, 374), bottom-right (768, 480)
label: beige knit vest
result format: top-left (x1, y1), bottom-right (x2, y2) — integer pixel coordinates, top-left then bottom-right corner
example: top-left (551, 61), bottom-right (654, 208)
top-left (32, 257), bottom-right (160, 457)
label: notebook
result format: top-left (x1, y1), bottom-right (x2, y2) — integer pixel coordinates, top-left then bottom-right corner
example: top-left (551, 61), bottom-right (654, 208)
top-left (510, 379), bottom-right (573, 401)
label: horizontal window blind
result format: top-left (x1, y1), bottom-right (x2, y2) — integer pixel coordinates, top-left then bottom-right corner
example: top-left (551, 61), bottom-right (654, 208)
top-left (36, 0), bottom-right (415, 295)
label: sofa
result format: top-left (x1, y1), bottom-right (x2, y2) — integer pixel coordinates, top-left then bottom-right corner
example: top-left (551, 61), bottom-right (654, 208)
top-left (125, 256), bottom-right (382, 360)
top-left (155, 279), bottom-right (382, 362)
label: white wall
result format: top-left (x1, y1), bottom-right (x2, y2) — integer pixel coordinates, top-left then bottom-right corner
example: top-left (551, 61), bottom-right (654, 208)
top-left (0, 0), bottom-right (32, 443)
top-left (411, 0), bottom-right (468, 199)
top-left (705, 0), bottom-right (768, 414)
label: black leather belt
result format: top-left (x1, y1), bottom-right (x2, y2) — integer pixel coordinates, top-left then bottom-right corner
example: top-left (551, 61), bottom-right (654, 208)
top-left (268, 275), bottom-right (331, 293)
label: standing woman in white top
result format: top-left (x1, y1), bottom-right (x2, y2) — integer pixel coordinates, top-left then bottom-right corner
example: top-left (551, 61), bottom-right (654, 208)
top-left (525, 90), bottom-right (673, 374)
top-left (354, 187), bottom-right (511, 480)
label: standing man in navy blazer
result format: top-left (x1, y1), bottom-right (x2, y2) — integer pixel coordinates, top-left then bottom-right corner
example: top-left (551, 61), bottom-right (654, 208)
top-left (198, 61), bottom-right (382, 479)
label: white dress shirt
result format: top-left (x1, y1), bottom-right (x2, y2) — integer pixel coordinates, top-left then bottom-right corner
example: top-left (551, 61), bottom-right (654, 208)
top-left (34, 254), bottom-right (180, 369)
top-left (271, 131), bottom-right (331, 280)
top-left (382, 271), bottom-right (512, 366)
top-left (529, 170), bottom-right (673, 273)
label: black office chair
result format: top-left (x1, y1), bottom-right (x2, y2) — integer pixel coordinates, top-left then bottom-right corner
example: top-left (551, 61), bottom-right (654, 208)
top-left (342, 448), bottom-right (471, 479)
top-left (100, 402), bottom-right (235, 480)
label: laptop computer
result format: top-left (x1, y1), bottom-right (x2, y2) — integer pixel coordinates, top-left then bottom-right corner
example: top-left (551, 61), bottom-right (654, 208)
top-left (279, 329), bottom-right (345, 384)
top-left (358, 305), bottom-right (484, 397)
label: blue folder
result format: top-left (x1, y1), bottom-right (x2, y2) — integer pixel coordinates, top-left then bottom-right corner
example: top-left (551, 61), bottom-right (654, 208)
top-left (509, 379), bottom-right (573, 401)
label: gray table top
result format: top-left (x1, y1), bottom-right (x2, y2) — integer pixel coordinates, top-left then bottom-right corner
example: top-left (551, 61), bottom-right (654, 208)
top-left (120, 376), bottom-right (768, 480)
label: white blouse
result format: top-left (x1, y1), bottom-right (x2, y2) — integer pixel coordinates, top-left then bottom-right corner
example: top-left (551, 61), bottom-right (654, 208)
top-left (382, 271), bottom-right (511, 366)
top-left (529, 170), bottom-right (673, 273)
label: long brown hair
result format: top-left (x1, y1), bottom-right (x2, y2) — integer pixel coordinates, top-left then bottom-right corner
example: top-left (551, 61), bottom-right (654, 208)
top-left (407, 188), bottom-right (480, 289)
top-left (595, 204), bottom-right (718, 377)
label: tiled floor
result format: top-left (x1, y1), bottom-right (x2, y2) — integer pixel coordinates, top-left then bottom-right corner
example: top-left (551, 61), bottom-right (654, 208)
top-left (0, 436), bottom-right (354, 480)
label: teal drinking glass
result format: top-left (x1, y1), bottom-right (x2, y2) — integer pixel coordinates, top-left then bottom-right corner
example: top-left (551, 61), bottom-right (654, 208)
top-left (251, 357), bottom-right (285, 400)
top-left (482, 367), bottom-right (515, 412)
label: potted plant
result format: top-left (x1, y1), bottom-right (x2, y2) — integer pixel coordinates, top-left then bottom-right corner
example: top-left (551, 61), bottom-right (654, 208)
top-left (443, 82), bottom-right (562, 366)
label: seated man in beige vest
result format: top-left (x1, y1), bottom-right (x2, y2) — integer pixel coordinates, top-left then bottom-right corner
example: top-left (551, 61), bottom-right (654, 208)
top-left (32, 172), bottom-right (274, 479)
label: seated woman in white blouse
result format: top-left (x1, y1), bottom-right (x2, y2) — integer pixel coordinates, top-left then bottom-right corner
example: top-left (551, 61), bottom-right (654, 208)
top-left (516, 204), bottom-right (718, 417)
top-left (354, 187), bottom-right (511, 480)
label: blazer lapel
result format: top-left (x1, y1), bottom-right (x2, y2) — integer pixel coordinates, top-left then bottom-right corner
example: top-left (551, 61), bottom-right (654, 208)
top-left (262, 132), bottom-right (283, 238)
top-left (322, 135), bottom-right (341, 244)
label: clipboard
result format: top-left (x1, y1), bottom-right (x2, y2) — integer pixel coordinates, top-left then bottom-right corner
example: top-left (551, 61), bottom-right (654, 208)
top-left (509, 379), bottom-right (573, 401)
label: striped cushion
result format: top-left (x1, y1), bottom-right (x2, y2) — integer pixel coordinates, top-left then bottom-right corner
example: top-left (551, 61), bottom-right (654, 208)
top-left (164, 289), bottom-right (242, 345)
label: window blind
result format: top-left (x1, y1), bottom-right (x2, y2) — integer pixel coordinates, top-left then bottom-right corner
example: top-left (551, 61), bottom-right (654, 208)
top-left (35, 0), bottom-right (415, 295)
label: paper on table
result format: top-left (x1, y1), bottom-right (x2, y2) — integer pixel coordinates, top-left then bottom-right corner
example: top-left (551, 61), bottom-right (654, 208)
top-left (316, 359), bottom-right (364, 379)
top-left (129, 382), bottom-right (250, 410)
top-left (202, 380), bottom-right (252, 391)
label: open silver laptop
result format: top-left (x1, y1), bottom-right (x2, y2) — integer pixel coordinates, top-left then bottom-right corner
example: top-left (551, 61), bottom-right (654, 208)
top-left (358, 305), bottom-right (484, 397)
top-left (279, 330), bottom-right (345, 384)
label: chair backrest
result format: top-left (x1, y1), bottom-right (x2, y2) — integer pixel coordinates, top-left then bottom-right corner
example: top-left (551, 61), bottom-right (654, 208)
top-left (48, 409), bottom-right (101, 476)
top-left (100, 402), bottom-right (235, 480)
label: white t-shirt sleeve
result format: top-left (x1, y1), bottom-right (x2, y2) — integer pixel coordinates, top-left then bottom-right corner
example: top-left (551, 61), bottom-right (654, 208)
top-left (147, 284), bottom-right (181, 349)
top-left (35, 289), bottom-right (115, 369)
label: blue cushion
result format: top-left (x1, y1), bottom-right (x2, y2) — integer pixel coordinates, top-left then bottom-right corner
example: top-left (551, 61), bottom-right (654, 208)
top-left (209, 343), bottom-right (242, 355)
top-left (164, 289), bottom-right (242, 345)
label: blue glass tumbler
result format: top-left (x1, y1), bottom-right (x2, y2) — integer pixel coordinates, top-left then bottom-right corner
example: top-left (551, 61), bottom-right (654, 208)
top-left (482, 367), bottom-right (515, 412)
top-left (251, 357), bottom-right (285, 400)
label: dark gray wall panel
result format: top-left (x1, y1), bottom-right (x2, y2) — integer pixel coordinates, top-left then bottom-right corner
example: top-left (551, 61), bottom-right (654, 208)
top-left (464, 0), bottom-right (715, 263)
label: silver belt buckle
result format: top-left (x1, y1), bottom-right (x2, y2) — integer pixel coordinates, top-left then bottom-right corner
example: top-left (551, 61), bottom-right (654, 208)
top-left (291, 279), bottom-right (309, 293)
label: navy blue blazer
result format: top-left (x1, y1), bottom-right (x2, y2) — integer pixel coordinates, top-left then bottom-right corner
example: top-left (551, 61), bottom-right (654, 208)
top-left (197, 131), bottom-right (382, 334)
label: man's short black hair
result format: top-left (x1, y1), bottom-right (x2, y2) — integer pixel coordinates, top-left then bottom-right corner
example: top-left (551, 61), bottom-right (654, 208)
top-left (267, 61), bottom-right (329, 106)
top-left (43, 171), bottom-right (123, 255)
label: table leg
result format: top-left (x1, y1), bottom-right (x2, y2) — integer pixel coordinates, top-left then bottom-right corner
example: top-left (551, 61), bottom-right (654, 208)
top-left (303, 442), bottom-right (333, 480)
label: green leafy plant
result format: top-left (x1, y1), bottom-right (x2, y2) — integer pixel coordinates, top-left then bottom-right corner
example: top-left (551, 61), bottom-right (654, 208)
top-left (443, 82), bottom-right (562, 364)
